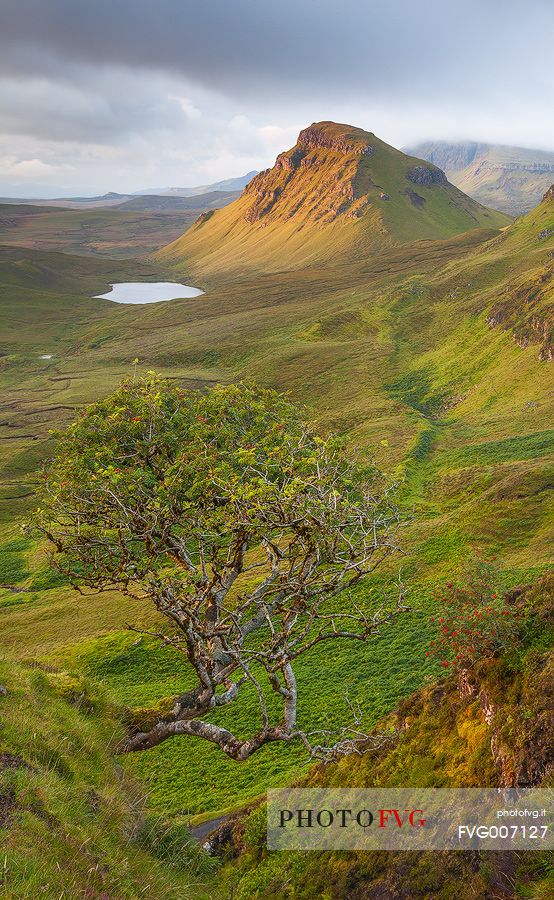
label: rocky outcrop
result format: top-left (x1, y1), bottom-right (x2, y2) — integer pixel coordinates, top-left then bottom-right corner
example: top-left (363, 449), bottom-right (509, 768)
top-left (297, 124), bottom-right (374, 156)
top-left (274, 147), bottom-right (307, 171)
top-left (243, 183), bottom-right (284, 224)
top-left (242, 123), bottom-right (375, 226)
top-left (194, 209), bottom-right (215, 226)
top-left (454, 580), bottom-right (553, 787)
top-left (406, 164), bottom-right (448, 186)
top-left (487, 265), bottom-right (553, 360)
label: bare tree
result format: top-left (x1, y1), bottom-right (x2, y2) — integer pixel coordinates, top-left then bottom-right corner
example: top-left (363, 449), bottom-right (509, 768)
top-left (34, 377), bottom-right (407, 760)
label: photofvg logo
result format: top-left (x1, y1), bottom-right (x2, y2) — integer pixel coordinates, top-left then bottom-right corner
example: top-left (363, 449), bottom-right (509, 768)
top-left (279, 807), bottom-right (426, 830)
top-left (267, 788), bottom-right (553, 851)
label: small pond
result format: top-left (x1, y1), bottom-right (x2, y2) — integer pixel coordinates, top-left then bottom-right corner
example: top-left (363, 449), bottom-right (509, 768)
top-left (94, 282), bottom-right (204, 304)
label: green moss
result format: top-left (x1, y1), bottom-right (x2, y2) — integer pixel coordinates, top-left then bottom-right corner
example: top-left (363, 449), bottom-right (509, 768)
top-left (28, 566), bottom-right (69, 591)
top-left (0, 548), bottom-right (29, 584)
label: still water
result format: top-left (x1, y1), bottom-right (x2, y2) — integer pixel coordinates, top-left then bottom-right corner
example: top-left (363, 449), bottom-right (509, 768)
top-left (95, 282), bottom-right (204, 304)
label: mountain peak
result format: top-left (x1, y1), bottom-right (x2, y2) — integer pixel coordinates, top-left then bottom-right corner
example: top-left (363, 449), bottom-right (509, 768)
top-left (242, 121), bottom-right (380, 226)
top-left (160, 120), bottom-right (510, 275)
top-left (406, 141), bottom-right (554, 215)
top-left (240, 121), bottom-right (447, 227)
top-left (296, 121), bottom-right (375, 156)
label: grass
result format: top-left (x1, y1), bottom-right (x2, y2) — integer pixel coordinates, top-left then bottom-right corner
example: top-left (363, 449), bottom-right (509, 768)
top-left (437, 429), bottom-right (554, 467)
top-left (0, 196), bottom-right (235, 260)
top-left (48, 594), bottom-right (433, 816)
top-left (2, 563), bottom-right (547, 819)
top-left (215, 575), bottom-right (554, 899)
top-left (0, 141), bottom-right (552, 833)
top-left (0, 548), bottom-right (29, 585)
top-left (0, 657), bottom-right (215, 899)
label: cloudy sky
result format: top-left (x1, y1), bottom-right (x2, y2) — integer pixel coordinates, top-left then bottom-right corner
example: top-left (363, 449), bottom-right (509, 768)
top-left (0, 0), bottom-right (552, 196)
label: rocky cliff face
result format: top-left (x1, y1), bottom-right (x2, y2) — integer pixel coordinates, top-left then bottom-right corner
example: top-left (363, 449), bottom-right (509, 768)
top-left (241, 121), bottom-right (446, 227)
top-left (406, 164), bottom-right (447, 186)
top-left (296, 124), bottom-right (375, 156)
top-left (405, 140), bottom-right (491, 172)
top-left (487, 269), bottom-right (554, 361)
top-left (242, 122), bottom-right (376, 226)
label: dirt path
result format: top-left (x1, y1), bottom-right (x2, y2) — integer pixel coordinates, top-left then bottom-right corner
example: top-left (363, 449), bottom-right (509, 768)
top-left (189, 814), bottom-right (231, 844)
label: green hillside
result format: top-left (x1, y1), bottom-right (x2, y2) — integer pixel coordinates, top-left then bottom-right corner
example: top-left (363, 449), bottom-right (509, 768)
top-left (160, 122), bottom-right (510, 277)
top-left (407, 140), bottom-right (554, 215)
top-left (0, 122), bottom-right (552, 898)
top-left (1, 184), bottom-right (551, 817)
top-left (218, 575), bottom-right (554, 899)
top-left (0, 657), bottom-right (214, 898)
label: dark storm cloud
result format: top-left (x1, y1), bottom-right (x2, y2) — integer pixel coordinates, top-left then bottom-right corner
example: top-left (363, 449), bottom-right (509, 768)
top-left (1, 0), bottom-right (551, 103)
top-left (0, 0), bottom-right (552, 195)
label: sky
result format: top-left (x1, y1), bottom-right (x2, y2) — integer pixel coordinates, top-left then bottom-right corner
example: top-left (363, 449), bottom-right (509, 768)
top-left (0, 0), bottom-right (553, 197)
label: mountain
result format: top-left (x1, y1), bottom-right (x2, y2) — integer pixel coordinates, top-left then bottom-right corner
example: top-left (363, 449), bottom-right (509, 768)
top-left (159, 121), bottom-right (510, 276)
top-left (0, 182), bottom-right (250, 211)
top-left (406, 141), bottom-right (554, 215)
top-left (134, 171), bottom-right (258, 197)
top-left (0, 191), bottom-right (244, 259)
top-left (116, 190), bottom-right (241, 212)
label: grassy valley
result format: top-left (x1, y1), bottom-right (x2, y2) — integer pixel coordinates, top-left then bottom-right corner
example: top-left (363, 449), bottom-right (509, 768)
top-left (0, 121), bottom-right (552, 897)
top-left (0, 191), bottom-right (240, 259)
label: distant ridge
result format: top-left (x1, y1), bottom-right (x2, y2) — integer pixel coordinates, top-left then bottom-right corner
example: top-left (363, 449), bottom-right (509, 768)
top-left (405, 141), bottom-right (554, 215)
top-left (159, 121), bottom-right (510, 276)
top-left (0, 189), bottom-right (242, 213)
top-left (134, 171), bottom-right (258, 198)
top-left (0, 173), bottom-right (257, 210)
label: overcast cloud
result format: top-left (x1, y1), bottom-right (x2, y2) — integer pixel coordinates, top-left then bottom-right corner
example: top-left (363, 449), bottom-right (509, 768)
top-left (0, 0), bottom-right (552, 196)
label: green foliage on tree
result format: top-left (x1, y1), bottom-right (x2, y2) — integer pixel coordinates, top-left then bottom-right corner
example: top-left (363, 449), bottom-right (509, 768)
top-left (34, 375), bottom-right (405, 760)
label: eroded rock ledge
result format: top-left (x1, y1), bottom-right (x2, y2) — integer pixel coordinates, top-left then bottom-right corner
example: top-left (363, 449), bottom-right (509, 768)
top-left (296, 124), bottom-right (374, 156)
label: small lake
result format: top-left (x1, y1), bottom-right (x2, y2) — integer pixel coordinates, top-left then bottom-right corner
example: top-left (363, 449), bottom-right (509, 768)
top-left (94, 282), bottom-right (204, 305)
